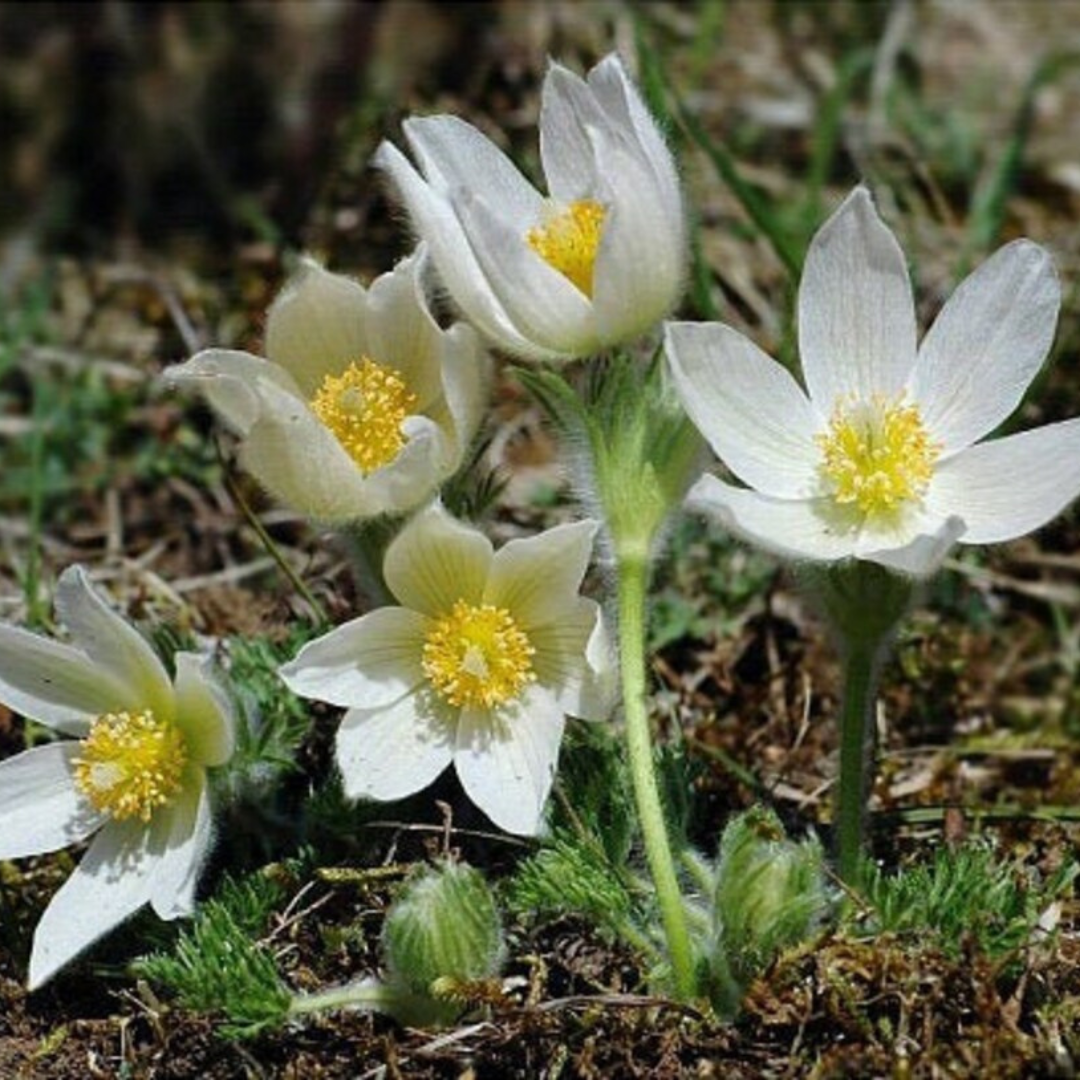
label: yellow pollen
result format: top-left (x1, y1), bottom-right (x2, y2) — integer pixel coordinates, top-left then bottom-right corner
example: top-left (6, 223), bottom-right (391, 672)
top-left (816, 394), bottom-right (940, 517)
top-left (526, 199), bottom-right (607, 297)
top-left (73, 710), bottom-right (188, 823)
top-left (421, 600), bottom-right (536, 709)
top-left (309, 358), bottom-right (418, 474)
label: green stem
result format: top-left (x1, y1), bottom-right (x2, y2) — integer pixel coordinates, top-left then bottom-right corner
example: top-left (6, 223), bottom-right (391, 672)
top-left (835, 641), bottom-right (881, 886)
top-left (287, 978), bottom-right (426, 1019)
top-left (616, 551), bottom-right (696, 1000)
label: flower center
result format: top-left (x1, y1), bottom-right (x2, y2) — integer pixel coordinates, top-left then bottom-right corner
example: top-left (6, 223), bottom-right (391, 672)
top-left (73, 709), bottom-right (188, 823)
top-left (309, 358), bottom-right (418, 474)
top-left (526, 199), bottom-right (606, 297)
top-left (816, 394), bottom-right (940, 517)
top-left (421, 600), bottom-right (536, 709)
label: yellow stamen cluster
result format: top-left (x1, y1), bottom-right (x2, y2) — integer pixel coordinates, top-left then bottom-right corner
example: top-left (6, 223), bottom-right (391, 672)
top-left (422, 600), bottom-right (536, 709)
top-left (73, 709), bottom-right (188, 823)
top-left (816, 394), bottom-right (940, 517)
top-left (526, 199), bottom-right (607, 297)
top-left (310, 358), bottom-right (417, 474)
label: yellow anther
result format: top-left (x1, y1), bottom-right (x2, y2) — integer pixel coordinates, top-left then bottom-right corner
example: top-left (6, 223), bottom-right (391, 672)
top-left (310, 358), bottom-right (417, 474)
top-left (73, 710), bottom-right (187, 823)
top-left (422, 600), bottom-right (536, 709)
top-left (526, 199), bottom-right (607, 297)
top-left (816, 394), bottom-right (940, 517)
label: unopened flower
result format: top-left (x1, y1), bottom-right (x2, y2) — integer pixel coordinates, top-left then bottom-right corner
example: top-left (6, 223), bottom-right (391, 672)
top-left (279, 503), bottom-right (613, 834)
top-left (0, 567), bottom-right (234, 988)
top-left (666, 186), bottom-right (1080, 577)
top-left (376, 53), bottom-right (685, 362)
top-left (168, 246), bottom-right (486, 524)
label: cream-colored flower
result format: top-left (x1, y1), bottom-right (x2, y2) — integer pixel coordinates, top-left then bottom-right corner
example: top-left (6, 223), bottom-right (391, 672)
top-left (376, 53), bottom-right (685, 362)
top-left (0, 567), bottom-right (234, 989)
top-left (666, 187), bottom-right (1080, 577)
top-left (279, 503), bottom-right (613, 835)
top-left (168, 246), bottom-right (487, 524)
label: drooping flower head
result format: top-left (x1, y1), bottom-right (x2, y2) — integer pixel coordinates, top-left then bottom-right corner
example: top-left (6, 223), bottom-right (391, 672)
top-left (376, 53), bottom-right (686, 362)
top-left (167, 246), bottom-right (487, 524)
top-left (279, 503), bottom-right (613, 835)
top-left (0, 567), bottom-right (234, 988)
top-left (666, 186), bottom-right (1080, 577)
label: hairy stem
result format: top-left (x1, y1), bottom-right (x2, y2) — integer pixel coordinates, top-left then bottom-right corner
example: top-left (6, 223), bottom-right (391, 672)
top-left (616, 550), bottom-right (696, 1000)
top-left (836, 641), bottom-right (881, 885)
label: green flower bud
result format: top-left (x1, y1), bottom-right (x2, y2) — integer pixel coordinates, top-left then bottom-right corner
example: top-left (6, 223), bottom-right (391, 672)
top-left (382, 861), bottom-right (506, 1000)
top-left (708, 807), bottom-right (831, 1011)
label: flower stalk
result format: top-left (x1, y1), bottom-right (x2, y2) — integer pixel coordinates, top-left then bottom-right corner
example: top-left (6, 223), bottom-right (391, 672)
top-left (518, 352), bottom-right (703, 998)
top-left (803, 561), bottom-right (913, 884)
top-left (616, 548), bottom-right (697, 1000)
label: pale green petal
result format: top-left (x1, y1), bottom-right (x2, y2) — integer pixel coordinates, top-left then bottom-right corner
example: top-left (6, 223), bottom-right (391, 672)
top-left (530, 597), bottom-right (614, 721)
top-left (265, 259), bottom-right (370, 396)
top-left (485, 519), bottom-right (597, 628)
top-left (383, 503), bottom-right (492, 615)
top-left (172, 653), bottom-right (235, 768)
top-left (364, 245), bottom-right (443, 412)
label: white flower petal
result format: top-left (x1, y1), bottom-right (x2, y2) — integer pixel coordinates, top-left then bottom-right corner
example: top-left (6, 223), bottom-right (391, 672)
top-left (437, 321), bottom-right (487, 454)
top-left (383, 502), bottom-right (493, 616)
top-left (166, 349), bottom-right (303, 435)
top-left (402, 115), bottom-right (543, 225)
top-left (451, 186), bottom-right (596, 358)
top-left (485, 519), bottom-right (597, 628)
top-left (279, 607), bottom-right (427, 709)
top-left (55, 566), bottom-right (174, 721)
top-left (926, 418), bottom-right (1080, 544)
top-left (665, 321), bottom-right (822, 498)
top-left (539, 60), bottom-right (604, 201)
top-left (590, 133), bottom-right (684, 345)
top-left (28, 818), bottom-right (157, 989)
top-left (855, 514), bottom-right (966, 578)
top-left (799, 187), bottom-right (917, 408)
top-left (375, 140), bottom-right (539, 357)
top-left (173, 653), bottom-right (235, 767)
top-left (687, 474), bottom-right (858, 563)
top-left (586, 54), bottom-right (683, 218)
top-left (910, 240), bottom-right (1060, 454)
top-left (455, 684), bottom-right (565, 836)
top-left (150, 773), bottom-right (211, 919)
top-left (530, 597), bottom-right (614, 721)
top-left (0, 623), bottom-right (125, 735)
top-left (264, 259), bottom-right (370, 396)
top-left (0, 743), bottom-right (103, 860)
top-left (335, 691), bottom-right (455, 802)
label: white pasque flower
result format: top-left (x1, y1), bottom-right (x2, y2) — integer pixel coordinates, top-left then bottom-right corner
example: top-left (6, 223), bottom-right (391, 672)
top-left (279, 503), bottom-right (613, 835)
top-left (665, 186), bottom-right (1080, 577)
top-left (375, 52), bottom-right (685, 362)
top-left (167, 246), bottom-right (486, 524)
top-left (0, 567), bottom-right (234, 989)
